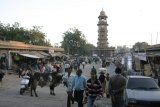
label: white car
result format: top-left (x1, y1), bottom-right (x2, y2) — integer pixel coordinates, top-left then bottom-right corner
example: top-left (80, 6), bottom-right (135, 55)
top-left (124, 76), bottom-right (160, 107)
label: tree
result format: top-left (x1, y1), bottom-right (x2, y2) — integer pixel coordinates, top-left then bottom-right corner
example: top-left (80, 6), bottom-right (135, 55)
top-left (0, 22), bottom-right (51, 46)
top-left (132, 42), bottom-right (149, 52)
top-left (28, 26), bottom-right (51, 46)
top-left (61, 28), bottom-right (94, 56)
top-left (85, 43), bottom-right (95, 55)
top-left (61, 28), bottom-right (85, 55)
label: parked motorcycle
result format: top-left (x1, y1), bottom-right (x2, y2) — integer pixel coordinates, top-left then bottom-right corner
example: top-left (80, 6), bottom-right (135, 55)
top-left (20, 75), bottom-right (30, 95)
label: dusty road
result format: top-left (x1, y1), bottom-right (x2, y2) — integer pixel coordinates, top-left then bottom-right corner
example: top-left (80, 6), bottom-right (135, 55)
top-left (0, 63), bottom-right (112, 107)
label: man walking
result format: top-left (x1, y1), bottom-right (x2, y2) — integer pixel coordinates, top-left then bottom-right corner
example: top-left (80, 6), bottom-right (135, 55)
top-left (72, 69), bottom-right (87, 107)
top-left (99, 72), bottom-right (106, 94)
top-left (86, 69), bottom-right (103, 107)
top-left (108, 67), bottom-right (126, 107)
top-left (105, 73), bottom-right (110, 98)
top-left (82, 61), bottom-right (85, 69)
top-left (63, 66), bottom-right (75, 107)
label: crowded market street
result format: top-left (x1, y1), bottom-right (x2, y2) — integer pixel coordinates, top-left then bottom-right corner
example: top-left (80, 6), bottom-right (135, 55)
top-left (0, 62), bottom-right (112, 107)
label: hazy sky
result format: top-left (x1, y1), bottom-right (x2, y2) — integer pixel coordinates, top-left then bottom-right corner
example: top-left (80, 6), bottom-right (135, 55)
top-left (1, 0), bottom-right (160, 47)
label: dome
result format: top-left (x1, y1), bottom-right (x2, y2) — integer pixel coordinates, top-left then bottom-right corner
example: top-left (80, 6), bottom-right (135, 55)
top-left (98, 9), bottom-right (107, 19)
top-left (100, 10), bottom-right (106, 16)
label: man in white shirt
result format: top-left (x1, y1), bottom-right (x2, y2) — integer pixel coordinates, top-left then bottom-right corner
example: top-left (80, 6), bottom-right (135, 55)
top-left (65, 63), bottom-right (70, 72)
top-left (62, 66), bottom-right (75, 107)
top-left (45, 61), bottom-right (53, 73)
top-left (82, 61), bottom-right (85, 69)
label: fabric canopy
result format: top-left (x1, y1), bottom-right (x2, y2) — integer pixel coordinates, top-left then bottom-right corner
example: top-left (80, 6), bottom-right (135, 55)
top-left (11, 51), bottom-right (49, 59)
top-left (19, 53), bottom-right (40, 59)
top-left (31, 52), bottom-right (46, 58)
top-left (38, 51), bottom-right (50, 56)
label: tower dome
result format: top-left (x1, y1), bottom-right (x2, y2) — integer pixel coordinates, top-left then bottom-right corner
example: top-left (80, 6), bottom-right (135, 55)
top-left (100, 10), bottom-right (106, 16)
top-left (98, 9), bottom-right (107, 19)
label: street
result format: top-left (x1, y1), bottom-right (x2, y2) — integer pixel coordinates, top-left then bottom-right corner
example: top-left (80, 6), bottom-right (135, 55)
top-left (0, 62), bottom-right (112, 107)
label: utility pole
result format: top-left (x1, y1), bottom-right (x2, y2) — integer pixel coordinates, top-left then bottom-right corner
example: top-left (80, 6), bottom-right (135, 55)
top-left (67, 46), bottom-right (69, 57)
top-left (151, 33), bottom-right (152, 45)
top-left (156, 32), bottom-right (158, 44)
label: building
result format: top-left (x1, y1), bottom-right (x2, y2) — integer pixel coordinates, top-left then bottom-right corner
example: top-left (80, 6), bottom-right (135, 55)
top-left (92, 9), bottom-right (115, 58)
top-left (0, 40), bottom-right (64, 69)
top-left (133, 44), bottom-right (160, 76)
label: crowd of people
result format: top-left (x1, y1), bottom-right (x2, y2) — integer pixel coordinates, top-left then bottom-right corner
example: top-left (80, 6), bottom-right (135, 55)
top-left (62, 63), bottom-right (126, 107)
top-left (16, 59), bottom-right (63, 78)
top-left (9, 56), bottom-right (126, 107)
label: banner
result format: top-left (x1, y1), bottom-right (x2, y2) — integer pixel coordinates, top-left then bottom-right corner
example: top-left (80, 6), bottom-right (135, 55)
top-left (134, 53), bottom-right (147, 61)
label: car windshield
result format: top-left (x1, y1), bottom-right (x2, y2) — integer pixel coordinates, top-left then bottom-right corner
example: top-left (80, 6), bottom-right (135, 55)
top-left (127, 78), bottom-right (159, 90)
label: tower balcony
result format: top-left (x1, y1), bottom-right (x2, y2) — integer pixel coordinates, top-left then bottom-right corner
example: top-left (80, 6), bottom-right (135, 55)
top-left (99, 42), bottom-right (108, 44)
top-left (98, 30), bottom-right (108, 33)
top-left (98, 37), bottom-right (108, 40)
top-left (97, 23), bottom-right (108, 26)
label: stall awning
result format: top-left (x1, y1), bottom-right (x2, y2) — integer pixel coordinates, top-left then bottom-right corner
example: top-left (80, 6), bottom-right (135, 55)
top-left (19, 53), bottom-right (40, 59)
top-left (11, 51), bottom-right (47, 59)
top-left (38, 51), bottom-right (50, 56)
top-left (147, 52), bottom-right (160, 57)
top-left (31, 51), bottom-right (46, 58)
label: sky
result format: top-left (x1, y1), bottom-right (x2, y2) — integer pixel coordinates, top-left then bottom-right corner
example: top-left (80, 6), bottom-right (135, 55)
top-left (0, 0), bottom-right (160, 47)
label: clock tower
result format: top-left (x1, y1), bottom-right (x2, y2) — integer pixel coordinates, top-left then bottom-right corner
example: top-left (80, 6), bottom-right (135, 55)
top-left (92, 9), bottom-right (115, 58)
top-left (97, 9), bottom-right (108, 48)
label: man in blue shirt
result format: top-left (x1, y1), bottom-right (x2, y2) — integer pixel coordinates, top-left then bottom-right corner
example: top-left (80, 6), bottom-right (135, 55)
top-left (72, 69), bottom-right (87, 107)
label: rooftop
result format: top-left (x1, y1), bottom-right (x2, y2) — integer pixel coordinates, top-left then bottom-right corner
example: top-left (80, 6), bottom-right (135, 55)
top-left (0, 40), bottom-right (64, 52)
